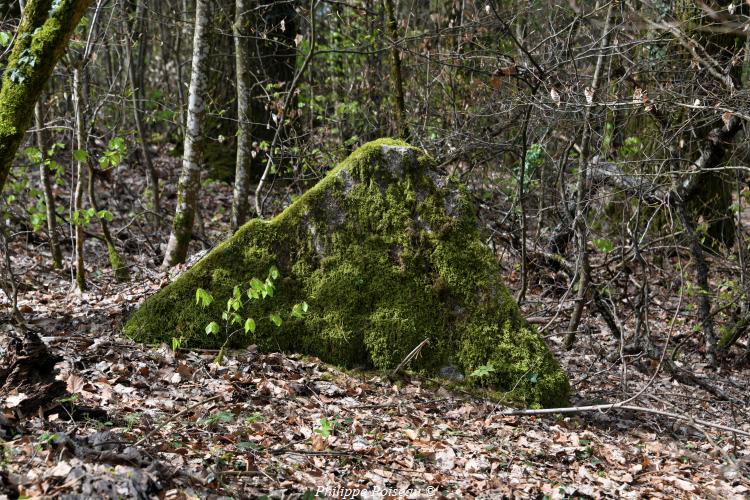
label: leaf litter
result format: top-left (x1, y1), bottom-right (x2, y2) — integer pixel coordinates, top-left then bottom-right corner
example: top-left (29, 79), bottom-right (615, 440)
top-left (0, 170), bottom-right (748, 498)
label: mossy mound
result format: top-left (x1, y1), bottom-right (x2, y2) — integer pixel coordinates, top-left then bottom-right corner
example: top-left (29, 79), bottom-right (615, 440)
top-left (125, 139), bottom-right (569, 407)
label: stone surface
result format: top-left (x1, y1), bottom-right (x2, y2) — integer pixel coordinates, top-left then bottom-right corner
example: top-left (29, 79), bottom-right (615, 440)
top-left (124, 139), bottom-right (569, 407)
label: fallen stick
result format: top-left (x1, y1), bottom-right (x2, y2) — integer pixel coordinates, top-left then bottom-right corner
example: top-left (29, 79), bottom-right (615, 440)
top-left (500, 403), bottom-right (750, 437)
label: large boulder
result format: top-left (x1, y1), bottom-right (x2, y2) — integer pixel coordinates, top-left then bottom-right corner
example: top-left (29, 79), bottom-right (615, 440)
top-left (125, 139), bottom-right (569, 407)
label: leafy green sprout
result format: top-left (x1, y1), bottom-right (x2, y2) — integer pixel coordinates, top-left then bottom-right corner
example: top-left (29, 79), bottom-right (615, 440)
top-left (20, 144), bottom-right (66, 231)
top-left (57, 394), bottom-right (79, 404)
top-left (469, 363), bottom-right (496, 378)
top-left (245, 412), bottom-right (266, 425)
top-left (198, 411), bottom-right (235, 428)
top-left (171, 336), bottom-right (185, 352)
top-left (23, 141), bottom-right (123, 230)
top-left (38, 432), bottom-right (64, 446)
top-left (123, 412), bottom-right (142, 431)
top-left (313, 417), bottom-right (340, 438)
top-left (195, 266), bottom-right (310, 356)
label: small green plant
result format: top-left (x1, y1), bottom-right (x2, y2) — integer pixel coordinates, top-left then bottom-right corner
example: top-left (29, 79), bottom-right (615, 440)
top-left (57, 394), bottom-right (79, 404)
top-left (123, 412), bottom-right (141, 432)
top-left (38, 431), bottom-right (64, 445)
top-left (314, 417), bottom-right (338, 438)
top-left (619, 136), bottom-right (643, 159)
top-left (72, 206), bottom-right (113, 226)
top-left (195, 266), bottom-right (310, 362)
top-left (592, 238), bottom-right (614, 253)
top-left (171, 336), bottom-right (185, 351)
top-left (198, 411), bottom-right (235, 428)
top-left (98, 137), bottom-right (126, 169)
top-left (14, 144), bottom-right (66, 231)
top-left (515, 143), bottom-right (543, 191)
top-left (469, 363), bottom-right (496, 378)
top-left (245, 412), bottom-right (266, 425)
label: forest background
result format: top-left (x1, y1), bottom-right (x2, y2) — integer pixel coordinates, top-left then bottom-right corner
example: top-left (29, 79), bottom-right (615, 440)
top-left (0, 0), bottom-right (749, 497)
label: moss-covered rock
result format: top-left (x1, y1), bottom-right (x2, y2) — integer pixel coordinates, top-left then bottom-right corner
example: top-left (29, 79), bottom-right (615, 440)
top-left (125, 139), bottom-right (569, 407)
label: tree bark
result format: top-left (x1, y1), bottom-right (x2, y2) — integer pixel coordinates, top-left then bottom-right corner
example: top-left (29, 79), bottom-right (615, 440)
top-left (34, 99), bottom-right (63, 269)
top-left (382, 0), bottom-right (408, 139)
top-left (0, 0), bottom-right (92, 193)
top-left (163, 0), bottom-right (210, 267)
top-left (72, 66), bottom-right (87, 291)
top-left (231, 0), bottom-right (253, 230)
top-left (122, 0), bottom-right (159, 220)
top-left (565, 1), bottom-right (615, 349)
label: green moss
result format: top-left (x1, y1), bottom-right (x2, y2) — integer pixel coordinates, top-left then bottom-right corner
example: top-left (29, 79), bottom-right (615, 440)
top-left (0, 0), bottom-right (90, 191)
top-left (76, 270), bottom-right (86, 292)
top-left (125, 139), bottom-right (569, 407)
top-left (107, 242), bottom-right (129, 282)
top-left (688, 170), bottom-right (735, 249)
top-left (205, 140), bottom-right (236, 183)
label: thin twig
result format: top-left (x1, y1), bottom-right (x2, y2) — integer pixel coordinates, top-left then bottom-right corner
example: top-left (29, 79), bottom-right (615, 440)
top-left (133, 394), bottom-right (223, 447)
top-left (391, 339), bottom-right (429, 377)
top-left (500, 403), bottom-right (750, 437)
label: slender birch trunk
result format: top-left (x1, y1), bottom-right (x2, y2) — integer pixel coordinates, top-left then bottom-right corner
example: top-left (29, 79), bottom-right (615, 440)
top-left (163, 0), bottom-right (210, 267)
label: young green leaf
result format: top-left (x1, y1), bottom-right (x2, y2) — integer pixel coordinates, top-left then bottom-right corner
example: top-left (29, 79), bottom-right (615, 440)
top-left (268, 265), bottom-right (280, 280)
top-left (72, 149), bottom-right (88, 163)
top-left (244, 318), bottom-right (256, 334)
top-left (96, 209), bottom-right (113, 222)
top-left (24, 147), bottom-right (43, 163)
top-left (592, 238), bottom-right (614, 253)
top-left (270, 313), bottom-right (282, 327)
top-left (291, 302), bottom-right (310, 319)
top-left (469, 363), bottom-right (496, 378)
top-left (205, 321), bottom-right (221, 335)
top-left (250, 277), bottom-right (264, 291)
top-left (195, 288), bottom-right (213, 307)
top-left (314, 417), bottom-right (333, 438)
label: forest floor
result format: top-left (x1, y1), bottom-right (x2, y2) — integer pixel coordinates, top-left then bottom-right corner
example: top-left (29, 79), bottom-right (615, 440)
top-left (1, 156), bottom-right (749, 498)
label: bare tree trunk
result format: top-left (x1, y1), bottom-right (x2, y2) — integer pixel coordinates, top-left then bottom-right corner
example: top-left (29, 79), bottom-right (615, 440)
top-left (231, 0), bottom-right (253, 230)
top-left (675, 198), bottom-right (717, 365)
top-left (34, 99), bottom-right (63, 269)
top-left (72, 67), bottom-right (87, 292)
top-left (163, 0), bottom-right (210, 267)
top-left (516, 104), bottom-right (532, 303)
top-left (565, 1), bottom-right (615, 349)
top-left (69, 1), bottom-right (108, 290)
top-left (0, 222), bottom-right (21, 322)
top-left (253, 0), bottom-right (313, 217)
top-left (122, 0), bottom-right (160, 220)
top-left (382, 0), bottom-right (408, 139)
